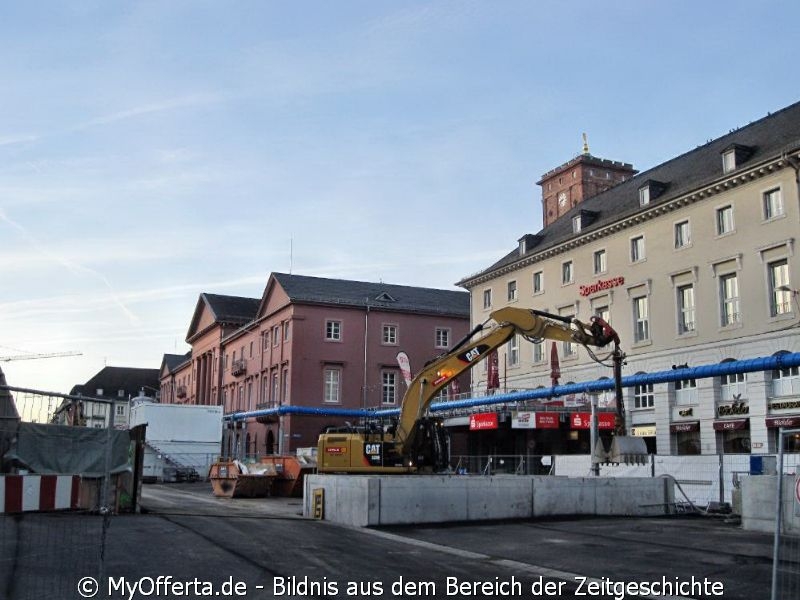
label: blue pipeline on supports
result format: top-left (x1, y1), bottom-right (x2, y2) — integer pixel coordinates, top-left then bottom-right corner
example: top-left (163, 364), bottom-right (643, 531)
top-left (224, 352), bottom-right (800, 421)
top-left (226, 404), bottom-right (400, 422)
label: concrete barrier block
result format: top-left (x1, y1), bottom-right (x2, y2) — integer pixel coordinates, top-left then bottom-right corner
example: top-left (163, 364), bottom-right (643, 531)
top-left (464, 475), bottom-right (533, 521)
top-left (378, 476), bottom-right (469, 525)
top-left (532, 476), bottom-right (595, 517)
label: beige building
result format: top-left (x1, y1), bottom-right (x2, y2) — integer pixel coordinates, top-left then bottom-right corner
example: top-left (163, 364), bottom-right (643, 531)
top-left (458, 101), bottom-right (800, 456)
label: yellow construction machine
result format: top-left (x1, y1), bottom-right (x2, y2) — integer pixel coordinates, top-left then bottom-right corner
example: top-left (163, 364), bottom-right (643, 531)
top-left (317, 306), bottom-right (637, 474)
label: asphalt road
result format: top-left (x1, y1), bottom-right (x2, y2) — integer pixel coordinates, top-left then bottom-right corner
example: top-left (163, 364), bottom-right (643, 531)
top-left (0, 482), bottom-right (780, 599)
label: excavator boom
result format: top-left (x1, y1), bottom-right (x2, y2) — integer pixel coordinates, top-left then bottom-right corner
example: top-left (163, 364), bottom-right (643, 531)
top-left (317, 306), bottom-right (623, 473)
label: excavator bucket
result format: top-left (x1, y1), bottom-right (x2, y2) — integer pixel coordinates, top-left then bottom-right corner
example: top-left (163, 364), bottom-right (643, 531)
top-left (608, 436), bottom-right (648, 465)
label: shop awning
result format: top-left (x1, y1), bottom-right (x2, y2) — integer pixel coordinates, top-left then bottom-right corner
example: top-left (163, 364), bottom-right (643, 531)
top-left (713, 418), bottom-right (749, 431)
top-left (765, 415), bottom-right (800, 428)
top-left (669, 421), bottom-right (699, 433)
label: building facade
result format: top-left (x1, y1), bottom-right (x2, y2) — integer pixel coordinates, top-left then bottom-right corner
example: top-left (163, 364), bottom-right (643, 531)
top-left (57, 366), bottom-right (161, 429)
top-left (161, 273), bottom-right (470, 458)
top-left (458, 101), bottom-right (800, 456)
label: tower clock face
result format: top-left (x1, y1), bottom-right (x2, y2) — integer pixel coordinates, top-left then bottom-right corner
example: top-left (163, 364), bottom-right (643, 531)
top-left (558, 191), bottom-right (568, 208)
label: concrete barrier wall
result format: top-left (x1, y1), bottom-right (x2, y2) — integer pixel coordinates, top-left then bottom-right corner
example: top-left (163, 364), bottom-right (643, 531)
top-left (741, 475), bottom-right (800, 534)
top-left (304, 474), bottom-right (674, 527)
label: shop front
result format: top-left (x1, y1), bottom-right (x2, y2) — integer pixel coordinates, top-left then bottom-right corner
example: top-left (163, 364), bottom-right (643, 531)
top-left (765, 415), bottom-right (800, 452)
top-left (713, 418), bottom-right (750, 453)
top-left (670, 421), bottom-right (700, 455)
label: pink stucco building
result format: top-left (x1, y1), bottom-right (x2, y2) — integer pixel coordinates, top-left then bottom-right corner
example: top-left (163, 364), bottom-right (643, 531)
top-left (160, 273), bottom-right (469, 457)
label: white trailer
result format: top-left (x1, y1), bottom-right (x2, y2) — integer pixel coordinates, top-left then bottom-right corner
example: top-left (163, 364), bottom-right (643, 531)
top-left (130, 402), bottom-right (223, 482)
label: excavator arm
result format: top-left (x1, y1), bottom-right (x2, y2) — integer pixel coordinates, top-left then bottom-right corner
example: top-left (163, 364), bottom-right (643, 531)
top-left (395, 306), bottom-right (620, 457)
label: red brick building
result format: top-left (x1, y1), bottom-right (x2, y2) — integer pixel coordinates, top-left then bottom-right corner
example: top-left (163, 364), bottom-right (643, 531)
top-left (160, 273), bottom-right (469, 458)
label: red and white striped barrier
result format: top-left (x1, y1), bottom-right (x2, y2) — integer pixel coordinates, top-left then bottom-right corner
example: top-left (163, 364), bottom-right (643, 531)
top-left (0, 475), bottom-right (80, 514)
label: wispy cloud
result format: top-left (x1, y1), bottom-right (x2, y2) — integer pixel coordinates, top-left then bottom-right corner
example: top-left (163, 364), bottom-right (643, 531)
top-left (77, 92), bottom-right (229, 129)
top-left (0, 133), bottom-right (39, 147)
top-left (0, 208), bottom-right (138, 322)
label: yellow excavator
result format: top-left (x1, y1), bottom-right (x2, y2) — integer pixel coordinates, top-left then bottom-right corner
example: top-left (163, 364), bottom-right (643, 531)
top-left (317, 306), bottom-right (630, 474)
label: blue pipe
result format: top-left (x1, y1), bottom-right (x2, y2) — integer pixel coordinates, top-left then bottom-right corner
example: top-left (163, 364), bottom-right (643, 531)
top-left (226, 351), bottom-right (800, 421)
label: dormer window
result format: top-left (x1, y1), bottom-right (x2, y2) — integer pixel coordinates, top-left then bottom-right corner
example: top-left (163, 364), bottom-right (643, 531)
top-left (638, 180), bottom-right (667, 207)
top-left (375, 292), bottom-right (396, 303)
top-left (721, 143), bottom-right (753, 173)
top-left (518, 234), bottom-right (541, 256)
top-left (571, 210), bottom-right (597, 234)
top-left (722, 149), bottom-right (736, 173)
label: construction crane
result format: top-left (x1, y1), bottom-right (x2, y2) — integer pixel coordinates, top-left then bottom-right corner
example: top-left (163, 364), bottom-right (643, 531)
top-left (0, 351), bottom-right (82, 362)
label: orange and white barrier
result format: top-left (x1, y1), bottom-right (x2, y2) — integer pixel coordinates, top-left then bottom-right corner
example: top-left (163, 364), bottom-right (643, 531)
top-left (0, 475), bottom-right (80, 514)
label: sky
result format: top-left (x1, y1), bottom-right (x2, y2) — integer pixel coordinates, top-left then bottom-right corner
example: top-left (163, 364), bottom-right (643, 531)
top-left (1, 1), bottom-right (799, 394)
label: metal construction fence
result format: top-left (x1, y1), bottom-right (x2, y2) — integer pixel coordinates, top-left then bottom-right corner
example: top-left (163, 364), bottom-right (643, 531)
top-left (772, 428), bottom-right (800, 600)
top-left (0, 385), bottom-right (117, 600)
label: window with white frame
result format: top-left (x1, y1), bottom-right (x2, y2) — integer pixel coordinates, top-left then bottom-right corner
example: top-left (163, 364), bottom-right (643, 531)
top-left (772, 364), bottom-right (800, 397)
top-left (633, 376), bottom-right (654, 408)
top-left (382, 324), bottom-right (398, 345)
top-left (674, 220), bottom-right (690, 249)
top-left (716, 205), bottom-right (734, 235)
top-left (720, 273), bottom-right (740, 326)
top-left (115, 404), bottom-right (125, 416)
top-left (283, 321), bottom-right (291, 342)
top-left (381, 371), bottom-right (398, 404)
top-left (272, 325), bottom-right (280, 346)
top-left (768, 259), bottom-right (791, 316)
top-left (271, 371), bottom-right (279, 404)
top-left (593, 249), bottom-right (607, 274)
top-left (630, 235), bottom-right (645, 262)
top-left (572, 215), bottom-right (582, 233)
top-left (508, 335), bottom-right (519, 366)
top-left (763, 188), bottom-right (783, 220)
top-left (483, 288), bottom-right (492, 309)
top-left (532, 339), bottom-right (544, 363)
top-left (559, 309), bottom-right (577, 356)
top-left (435, 327), bottom-right (450, 349)
top-left (675, 378), bottom-right (697, 405)
top-left (507, 280), bottom-right (517, 302)
top-left (325, 320), bottom-right (342, 341)
top-left (633, 296), bottom-right (650, 343)
top-left (533, 271), bottom-right (543, 294)
top-left (720, 365), bottom-right (746, 401)
top-left (282, 367), bottom-right (289, 403)
top-left (323, 367), bottom-right (341, 403)
top-left (677, 284), bottom-right (695, 334)
top-left (562, 261), bottom-right (574, 285)
top-left (594, 305), bottom-right (610, 324)
top-left (722, 150), bottom-right (736, 173)
top-left (638, 186), bottom-right (650, 206)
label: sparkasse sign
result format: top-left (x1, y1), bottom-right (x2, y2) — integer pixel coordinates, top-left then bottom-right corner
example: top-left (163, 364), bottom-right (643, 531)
top-left (469, 413), bottom-right (498, 431)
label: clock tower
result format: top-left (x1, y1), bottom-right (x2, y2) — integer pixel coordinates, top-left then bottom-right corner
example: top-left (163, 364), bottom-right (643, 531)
top-left (537, 135), bottom-right (637, 227)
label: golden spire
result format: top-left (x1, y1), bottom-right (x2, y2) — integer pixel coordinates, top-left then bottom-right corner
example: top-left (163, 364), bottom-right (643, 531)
top-left (582, 132), bottom-right (590, 155)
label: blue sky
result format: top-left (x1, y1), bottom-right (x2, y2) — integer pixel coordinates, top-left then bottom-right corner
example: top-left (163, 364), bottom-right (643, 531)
top-left (1, 1), bottom-right (799, 394)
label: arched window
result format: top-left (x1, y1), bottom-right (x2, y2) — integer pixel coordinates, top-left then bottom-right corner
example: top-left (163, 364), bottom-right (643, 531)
top-left (719, 358), bottom-right (746, 401)
top-left (771, 350), bottom-right (800, 397)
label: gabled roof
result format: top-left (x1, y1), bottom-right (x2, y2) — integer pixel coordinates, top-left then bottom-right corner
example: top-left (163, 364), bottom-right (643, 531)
top-left (459, 99), bottom-right (800, 286)
top-left (70, 366), bottom-right (160, 399)
top-left (186, 293), bottom-right (260, 342)
top-left (268, 272), bottom-right (469, 317)
top-left (160, 352), bottom-right (191, 375)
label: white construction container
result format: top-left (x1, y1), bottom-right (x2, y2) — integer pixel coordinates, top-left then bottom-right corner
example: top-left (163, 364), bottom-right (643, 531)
top-left (130, 403), bottom-right (223, 482)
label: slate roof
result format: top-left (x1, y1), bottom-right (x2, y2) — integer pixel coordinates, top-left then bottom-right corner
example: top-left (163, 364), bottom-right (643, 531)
top-left (70, 366), bottom-right (160, 399)
top-left (161, 352), bottom-right (191, 374)
top-left (459, 99), bottom-right (800, 286)
top-left (202, 293), bottom-right (261, 324)
top-left (272, 273), bottom-right (469, 317)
